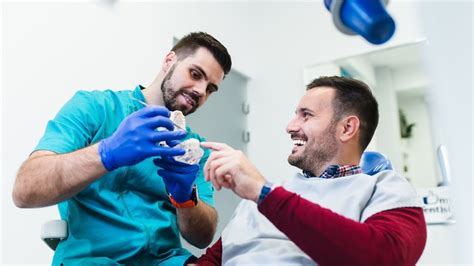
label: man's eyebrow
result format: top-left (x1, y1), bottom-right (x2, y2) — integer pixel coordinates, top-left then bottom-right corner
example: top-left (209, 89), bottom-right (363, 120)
top-left (193, 64), bottom-right (208, 81)
top-left (193, 64), bottom-right (219, 91)
top-left (296, 107), bottom-right (314, 114)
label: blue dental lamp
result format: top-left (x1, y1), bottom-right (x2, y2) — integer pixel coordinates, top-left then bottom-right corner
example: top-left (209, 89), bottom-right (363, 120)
top-left (324, 0), bottom-right (396, 44)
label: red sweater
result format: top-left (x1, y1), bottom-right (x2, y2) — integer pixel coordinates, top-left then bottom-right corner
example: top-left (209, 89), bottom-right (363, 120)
top-left (196, 187), bottom-right (427, 266)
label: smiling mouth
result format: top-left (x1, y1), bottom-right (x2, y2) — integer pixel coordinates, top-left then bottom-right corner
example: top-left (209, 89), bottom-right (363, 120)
top-left (291, 139), bottom-right (307, 153)
top-left (181, 92), bottom-right (196, 108)
top-left (293, 139), bottom-right (307, 147)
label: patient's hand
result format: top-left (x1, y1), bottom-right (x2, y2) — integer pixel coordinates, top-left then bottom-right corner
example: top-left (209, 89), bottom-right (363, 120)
top-left (201, 142), bottom-right (266, 202)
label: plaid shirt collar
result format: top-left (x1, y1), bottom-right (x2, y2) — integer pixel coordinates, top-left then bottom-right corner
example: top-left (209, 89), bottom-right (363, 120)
top-left (303, 164), bottom-right (362, 179)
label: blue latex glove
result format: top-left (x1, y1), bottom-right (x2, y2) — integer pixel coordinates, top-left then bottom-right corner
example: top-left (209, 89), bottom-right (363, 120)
top-left (99, 106), bottom-right (187, 171)
top-left (154, 156), bottom-right (199, 203)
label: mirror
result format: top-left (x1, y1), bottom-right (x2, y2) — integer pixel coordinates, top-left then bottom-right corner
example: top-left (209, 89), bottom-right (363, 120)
top-left (303, 40), bottom-right (440, 188)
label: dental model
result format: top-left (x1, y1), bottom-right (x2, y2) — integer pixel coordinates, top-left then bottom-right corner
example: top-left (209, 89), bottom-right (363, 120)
top-left (169, 111), bottom-right (204, 165)
top-left (130, 95), bottom-right (203, 164)
top-left (173, 138), bottom-right (204, 165)
top-left (170, 111), bottom-right (186, 130)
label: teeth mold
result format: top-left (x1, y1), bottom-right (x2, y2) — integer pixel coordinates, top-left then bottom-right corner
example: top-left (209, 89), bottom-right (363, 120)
top-left (173, 138), bottom-right (204, 165)
top-left (166, 111), bottom-right (203, 164)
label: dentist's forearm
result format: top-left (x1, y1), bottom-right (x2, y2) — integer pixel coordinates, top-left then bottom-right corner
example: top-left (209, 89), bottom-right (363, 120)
top-left (177, 201), bottom-right (217, 249)
top-left (12, 144), bottom-right (107, 208)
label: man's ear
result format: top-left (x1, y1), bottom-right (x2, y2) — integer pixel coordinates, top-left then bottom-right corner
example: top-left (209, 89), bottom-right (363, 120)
top-left (339, 115), bottom-right (360, 143)
top-left (162, 51), bottom-right (176, 72)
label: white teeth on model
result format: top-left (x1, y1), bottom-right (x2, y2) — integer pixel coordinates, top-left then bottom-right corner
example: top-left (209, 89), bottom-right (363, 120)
top-left (293, 140), bottom-right (306, 146)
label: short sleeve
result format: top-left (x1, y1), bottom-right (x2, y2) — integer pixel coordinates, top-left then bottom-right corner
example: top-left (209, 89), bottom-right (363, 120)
top-left (34, 90), bottom-right (103, 154)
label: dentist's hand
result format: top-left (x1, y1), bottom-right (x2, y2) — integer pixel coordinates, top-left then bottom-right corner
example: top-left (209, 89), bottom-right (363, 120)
top-left (154, 156), bottom-right (199, 203)
top-left (99, 106), bottom-right (186, 171)
top-left (200, 142), bottom-right (266, 202)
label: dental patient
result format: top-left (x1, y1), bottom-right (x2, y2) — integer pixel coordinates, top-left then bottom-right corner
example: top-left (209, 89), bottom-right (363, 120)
top-left (194, 76), bottom-right (427, 265)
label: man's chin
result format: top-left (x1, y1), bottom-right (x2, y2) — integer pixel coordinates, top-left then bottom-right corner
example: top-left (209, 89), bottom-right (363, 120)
top-left (287, 156), bottom-right (300, 168)
top-left (181, 108), bottom-right (194, 116)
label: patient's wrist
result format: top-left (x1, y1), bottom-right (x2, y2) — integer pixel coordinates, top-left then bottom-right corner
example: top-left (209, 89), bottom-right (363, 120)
top-left (256, 181), bottom-right (275, 204)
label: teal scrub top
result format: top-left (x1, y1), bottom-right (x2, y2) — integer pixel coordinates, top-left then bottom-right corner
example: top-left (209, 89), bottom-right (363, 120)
top-left (35, 85), bottom-right (214, 265)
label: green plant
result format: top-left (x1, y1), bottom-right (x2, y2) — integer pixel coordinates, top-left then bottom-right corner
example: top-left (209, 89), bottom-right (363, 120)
top-left (399, 109), bottom-right (416, 139)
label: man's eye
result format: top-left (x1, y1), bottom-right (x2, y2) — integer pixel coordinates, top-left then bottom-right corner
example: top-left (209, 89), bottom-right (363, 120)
top-left (207, 86), bottom-right (218, 94)
top-left (190, 69), bottom-right (201, 80)
top-left (302, 112), bottom-right (312, 120)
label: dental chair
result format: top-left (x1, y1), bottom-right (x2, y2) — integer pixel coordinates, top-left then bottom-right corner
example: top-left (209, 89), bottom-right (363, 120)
top-left (41, 219), bottom-right (67, 250)
top-left (41, 151), bottom-right (393, 251)
top-left (359, 150), bottom-right (393, 175)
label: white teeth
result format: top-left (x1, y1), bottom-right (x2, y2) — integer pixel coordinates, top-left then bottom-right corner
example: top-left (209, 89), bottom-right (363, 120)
top-left (293, 140), bottom-right (306, 146)
top-left (182, 93), bottom-right (194, 107)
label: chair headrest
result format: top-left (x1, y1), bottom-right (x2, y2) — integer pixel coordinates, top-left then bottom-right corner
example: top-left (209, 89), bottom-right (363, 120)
top-left (360, 151), bottom-right (393, 175)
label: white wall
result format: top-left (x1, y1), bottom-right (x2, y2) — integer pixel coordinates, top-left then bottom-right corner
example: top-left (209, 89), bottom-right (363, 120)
top-left (0, 2), bottom-right (4, 264)
top-left (416, 1), bottom-right (473, 264)
top-left (393, 64), bottom-right (429, 92)
top-left (2, 1), bottom-right (471, 264)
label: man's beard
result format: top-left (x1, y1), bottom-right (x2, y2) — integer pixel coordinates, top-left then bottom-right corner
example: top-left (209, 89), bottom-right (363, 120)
top-left (161, 65), bottom-right (198, 115)
top-left (288, 120), bottom-right (338, 175)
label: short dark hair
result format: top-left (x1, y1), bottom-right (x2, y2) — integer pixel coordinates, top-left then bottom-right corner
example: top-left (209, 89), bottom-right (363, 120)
top-left (306, 76), bottom-right (379, 152)
top-left (172, 32), bottom-right (232, 75)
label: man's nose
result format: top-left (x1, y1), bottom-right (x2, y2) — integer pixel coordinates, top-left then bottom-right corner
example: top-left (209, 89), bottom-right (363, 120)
top-left (286, 117), bottom-right (299, 134)
top-left (190, 87), bottom-right (203, 102)
top-left (192, 81), bottom-right (207, 97)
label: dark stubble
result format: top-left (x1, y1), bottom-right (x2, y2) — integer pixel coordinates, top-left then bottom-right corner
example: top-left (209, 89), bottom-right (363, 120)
top-left (288, 120), bottom-right (339, 175)
top-left (160, 65), bottom-right (198, 115)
